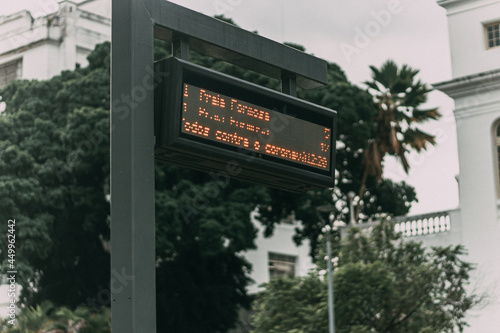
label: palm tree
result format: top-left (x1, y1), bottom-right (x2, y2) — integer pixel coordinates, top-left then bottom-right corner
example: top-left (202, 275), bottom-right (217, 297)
top-left (355, 60), bottom-right (440, 220)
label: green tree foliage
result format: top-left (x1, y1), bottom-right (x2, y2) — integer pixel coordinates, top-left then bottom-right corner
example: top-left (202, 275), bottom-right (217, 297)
top-left (251, 220), bottom-right (479, 333)
top-left (154, 165), bottom-right (270, 332)
top-left (251, 273), bottom-right (328, 333)
top-left (0, 42), bottom-right (111, 308)
top-left (0, 301), bottom-right (110, 332)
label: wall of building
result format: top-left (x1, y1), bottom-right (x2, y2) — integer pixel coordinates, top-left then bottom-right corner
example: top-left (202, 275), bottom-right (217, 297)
top-left (0, 0), bottom-right (110, 83)
top-left (455, 96), bottom-right (499, 246)
top-left (437, 1), bottom-right (500, 331)
top-left (454, 89), bottom-right (500, 333)
top-left (443, 0), bottom-right (500, 78)
top-left (243, 213), bottom-right (315, 295)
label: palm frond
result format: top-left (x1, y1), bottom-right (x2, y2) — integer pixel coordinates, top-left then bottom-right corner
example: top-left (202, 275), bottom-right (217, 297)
top-left (403, 128), bottom-right (437, 151)
top-left (399, 150), bottom-right (410, 174)
top-left (399, 64), bottom-right (420, 82)
top-left (411, 108), bottom-right (441, 122)
top-left (363, 141), bottom-right (383, 181)
top-left (370, 60), bottom-right (398, 90)
top-left (403, 80), bottom-right (432, 106)
top-left (390, 126), bottom-right (404, 155)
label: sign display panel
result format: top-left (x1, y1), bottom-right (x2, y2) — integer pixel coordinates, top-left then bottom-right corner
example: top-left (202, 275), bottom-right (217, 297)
top-left (181, 83), bottom-right (332, 171)
top-left (154, 57), bottom-right (337, 192)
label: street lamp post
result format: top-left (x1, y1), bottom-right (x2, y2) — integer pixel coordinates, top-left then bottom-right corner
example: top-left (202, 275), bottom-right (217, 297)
top-left (325, 225), bottom-right (335, 333)
top-left (348, 191), bottom-right (356, 225)
top-left (317, 205), bottom-right (336, 333)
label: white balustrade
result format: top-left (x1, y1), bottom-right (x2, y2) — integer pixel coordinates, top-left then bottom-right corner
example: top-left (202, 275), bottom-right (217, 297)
top-left (393, 212), bottom-right (451, 237)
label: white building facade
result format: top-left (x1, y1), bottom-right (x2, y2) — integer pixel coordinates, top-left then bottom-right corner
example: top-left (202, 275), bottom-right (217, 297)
top-left (437, 1), bottom-right (500, 331)
top-left (244, 214), bottom-right (314, 295)
top-left (395, 1), bottom-right (500, 332)
top-left (0, 0), bottom-right (110, 87)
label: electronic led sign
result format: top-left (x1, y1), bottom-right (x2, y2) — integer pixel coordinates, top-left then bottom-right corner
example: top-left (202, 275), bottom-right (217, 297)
top-left (154, 57), bottom-right (337, 192)
top-left (182, 84), bottom-right (331, 170)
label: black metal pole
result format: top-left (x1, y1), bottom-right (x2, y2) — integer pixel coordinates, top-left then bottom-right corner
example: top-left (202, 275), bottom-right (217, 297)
top-left (111, 0), bottom-right (156, 331)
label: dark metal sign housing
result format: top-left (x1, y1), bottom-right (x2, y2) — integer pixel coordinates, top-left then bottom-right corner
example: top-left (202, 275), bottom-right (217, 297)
top-left (155, 57), bottom-right (337, 191)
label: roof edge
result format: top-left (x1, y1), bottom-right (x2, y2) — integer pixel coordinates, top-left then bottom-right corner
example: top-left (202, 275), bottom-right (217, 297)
top-left (433, 68), bottom-right (500, 98)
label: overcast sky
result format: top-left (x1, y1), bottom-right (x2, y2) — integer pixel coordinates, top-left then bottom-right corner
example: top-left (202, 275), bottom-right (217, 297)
top-left (1, 0), bottom-right (459, 215)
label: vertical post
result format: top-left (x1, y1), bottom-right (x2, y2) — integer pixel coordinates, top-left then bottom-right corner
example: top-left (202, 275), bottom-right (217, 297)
top-left (318, 205), bottom-right (336, 333)
top-left (172, 36), bottom-right (190, 60)
top-left (111, 0), bottom-right (156, 331)
top-left (348, 191), bottom-right (356, 225)
top-left (326, 227), bottom-right (336, 333)
top-left (281, 71), bottom-right (297, 97)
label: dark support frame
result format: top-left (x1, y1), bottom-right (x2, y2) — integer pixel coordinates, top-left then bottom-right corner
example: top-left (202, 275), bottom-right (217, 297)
top-left (281, 72), bottom-right (298, 97)
top-left (111, 1), bottom-right (329, 331)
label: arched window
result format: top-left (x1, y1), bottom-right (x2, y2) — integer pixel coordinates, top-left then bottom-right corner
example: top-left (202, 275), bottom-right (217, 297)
top-left (494, 121), bottom-right (500, 198)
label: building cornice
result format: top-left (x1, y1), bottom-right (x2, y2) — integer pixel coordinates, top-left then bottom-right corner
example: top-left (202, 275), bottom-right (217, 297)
top-left (0, 10), bottom-right (33, 24)
top-left (438, 0), bottom-right (500, 14)
top-left (79, 9), bottom-right (111, 25)
top-left (437, 0), bottom-right (472, 9)
top-left (433, 68), bottom-right (500, 99)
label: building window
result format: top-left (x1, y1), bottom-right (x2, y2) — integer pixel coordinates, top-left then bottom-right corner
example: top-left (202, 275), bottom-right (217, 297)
top-left (0, 59), bottom-right (22, 89)
top-left (268, 252), bottom-right (296, 279)
top-left (485, 22), bottom-right (500, 49)
top-left (494, 121), bottom-right (500, 198)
